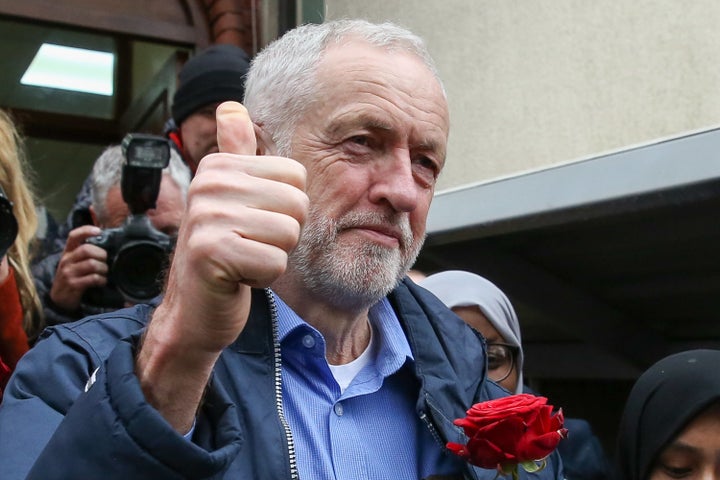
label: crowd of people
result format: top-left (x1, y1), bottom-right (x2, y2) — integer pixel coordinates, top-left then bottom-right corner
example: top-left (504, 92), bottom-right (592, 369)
top-left (0, 17), bottom-right (717, 480)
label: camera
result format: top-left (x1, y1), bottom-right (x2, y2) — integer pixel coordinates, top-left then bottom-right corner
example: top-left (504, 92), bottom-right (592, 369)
top-left (0, 184), bottom-right (18, 259)
top-left (85, 133), bottom-right (174, 305)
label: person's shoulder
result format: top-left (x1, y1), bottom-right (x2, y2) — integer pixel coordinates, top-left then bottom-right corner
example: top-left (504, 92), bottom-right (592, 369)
top-left (4, 304), bottom-right (153, 414)
top-left (393, 277), bottom-right (458, 318)
top-left (391, 278), bottom-right (487, 382)
top-left (52, 303), bottom-right (151, 335)
top-left (394, 278), bottom-right (480, 338)
top-left (38, 303), bottom-right (152, 355)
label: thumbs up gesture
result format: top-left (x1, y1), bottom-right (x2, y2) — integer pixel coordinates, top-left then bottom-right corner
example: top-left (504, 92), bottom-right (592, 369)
top-left (166, 101), bottom-right (308, 349)
top-left (137, 102), bottom-right (307, 432)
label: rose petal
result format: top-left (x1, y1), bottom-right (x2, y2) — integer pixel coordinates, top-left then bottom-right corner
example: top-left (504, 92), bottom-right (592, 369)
top-left (474, 417), bottom-right (525, 443)
top-left (517, 430), bottom-right (565, 461)
top-left (446, 442), bottom-right (469, 459)
top-left (449, 394), bottom-right (567, 469)
top-left (465, 394), bottom-right (548, 425)
top-left (464, 437), bottom-right (514, 469)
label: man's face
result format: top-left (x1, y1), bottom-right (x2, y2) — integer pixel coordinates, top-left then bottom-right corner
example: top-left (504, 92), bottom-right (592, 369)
top-left (100, 174), bottom-right (185, 236)
top-left (179, 103), bottom-right (221, 173)
top-left (285, 41), bottom-right (449, 308)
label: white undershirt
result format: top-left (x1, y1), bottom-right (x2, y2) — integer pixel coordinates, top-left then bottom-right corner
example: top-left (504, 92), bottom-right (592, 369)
top-left (328, 325), bottom-right (374, 393)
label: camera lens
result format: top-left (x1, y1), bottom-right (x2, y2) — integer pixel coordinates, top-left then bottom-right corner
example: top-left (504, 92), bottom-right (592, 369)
top-left (112, 241), bottom-right (168, 303)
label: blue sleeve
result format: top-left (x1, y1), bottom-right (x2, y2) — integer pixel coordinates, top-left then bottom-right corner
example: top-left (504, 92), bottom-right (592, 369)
top-left (0, 326), bottom-right (243, 480)
top-left (0, 327), bottom-right (92, 478)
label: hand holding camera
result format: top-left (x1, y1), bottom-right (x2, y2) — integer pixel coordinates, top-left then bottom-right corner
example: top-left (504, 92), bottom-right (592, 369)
top-left (49, 224), bottom-right (108, 312)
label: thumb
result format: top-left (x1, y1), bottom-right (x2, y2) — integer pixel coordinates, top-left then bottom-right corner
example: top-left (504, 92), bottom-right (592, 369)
top-left (216, 101), bottom-right (257, 156)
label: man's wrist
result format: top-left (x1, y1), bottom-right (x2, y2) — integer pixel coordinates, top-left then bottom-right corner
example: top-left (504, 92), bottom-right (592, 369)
top-left (135, 307), bottom-right (219, 434)
top-left (45, 291), bottom-right (82, 317)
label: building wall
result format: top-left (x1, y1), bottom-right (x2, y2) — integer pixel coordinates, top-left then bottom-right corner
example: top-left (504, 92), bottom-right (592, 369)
top-left (325, 1), bottom-right (720, 192)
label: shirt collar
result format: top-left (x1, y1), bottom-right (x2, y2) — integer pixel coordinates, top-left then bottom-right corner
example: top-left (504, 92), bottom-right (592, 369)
top-left (271, 290), bottom-right (414, 365)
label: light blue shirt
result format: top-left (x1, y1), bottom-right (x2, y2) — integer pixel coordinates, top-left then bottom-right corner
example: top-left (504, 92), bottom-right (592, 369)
top-left (275, 292), bottom-right (462, 480)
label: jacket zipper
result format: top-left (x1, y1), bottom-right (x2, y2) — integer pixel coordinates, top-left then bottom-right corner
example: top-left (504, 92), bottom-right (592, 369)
top-left (420, 398), bottom-right (478, 480)
top-left (419, 410), bottom-right (444, 448)
top-left (266, 288), bottom-right (300, 479)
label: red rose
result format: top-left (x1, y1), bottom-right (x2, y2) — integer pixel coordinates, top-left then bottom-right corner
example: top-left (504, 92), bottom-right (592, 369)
top-left (447, 394), bottom-right (567, 473)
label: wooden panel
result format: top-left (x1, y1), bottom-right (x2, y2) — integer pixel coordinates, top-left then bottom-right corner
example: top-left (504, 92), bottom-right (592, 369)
top-left (8, 108), bottom-right (120, 144)
top-left (1, 0), bottom-right (205, 45)
top-left (120, 51), bottom-right (189, 134)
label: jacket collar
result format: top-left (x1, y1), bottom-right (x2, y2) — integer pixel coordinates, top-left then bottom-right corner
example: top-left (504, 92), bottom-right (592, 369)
top-left (228, 288), bottom-right (275, 355)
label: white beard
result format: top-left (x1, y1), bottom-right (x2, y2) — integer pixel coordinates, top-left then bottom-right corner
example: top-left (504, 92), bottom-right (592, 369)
top-left (289, 206), bottom-right (425, 310)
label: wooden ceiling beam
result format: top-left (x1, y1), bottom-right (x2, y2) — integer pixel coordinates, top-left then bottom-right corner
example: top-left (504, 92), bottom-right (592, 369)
top-left (9, 108), bottom-right (120, 145)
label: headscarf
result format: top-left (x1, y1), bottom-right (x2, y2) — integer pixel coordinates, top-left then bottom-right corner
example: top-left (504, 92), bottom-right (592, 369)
top-left (615, 349), bottom-right (720, 480)
top-left (420, 270), bottom-right (524, 394)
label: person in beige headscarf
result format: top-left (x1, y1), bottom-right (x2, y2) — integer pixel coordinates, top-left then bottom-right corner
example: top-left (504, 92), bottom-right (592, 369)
top-left (421, 270), bottom-right (524, 393)
top-left (421, 269), bottom-right (610, 480)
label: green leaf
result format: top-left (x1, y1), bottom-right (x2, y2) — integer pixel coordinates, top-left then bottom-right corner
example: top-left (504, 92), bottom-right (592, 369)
top-left (496, 464), bottom-right (520, 480)
top-left (519, 460), bottom-right (546, 473)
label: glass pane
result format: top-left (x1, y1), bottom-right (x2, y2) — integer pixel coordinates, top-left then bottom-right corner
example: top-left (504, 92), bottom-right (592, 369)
top-left (0, 17), bottom-right (116, 119)
top-left (25, 138), bottom-right (104, 222)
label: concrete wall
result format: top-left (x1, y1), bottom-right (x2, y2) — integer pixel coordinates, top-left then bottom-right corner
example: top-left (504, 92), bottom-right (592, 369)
top-left (324, 1), bottom-right (720, 191)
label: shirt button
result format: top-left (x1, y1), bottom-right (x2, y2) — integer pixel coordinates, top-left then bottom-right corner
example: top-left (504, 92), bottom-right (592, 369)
top-left (302, 334), bottom-right (315, 349)
top-left (334, 403), bottom-right (344, 416)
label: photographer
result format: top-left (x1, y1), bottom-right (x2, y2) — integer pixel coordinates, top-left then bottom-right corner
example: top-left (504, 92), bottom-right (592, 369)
top-left (33, 140), bottom-right (190, 325)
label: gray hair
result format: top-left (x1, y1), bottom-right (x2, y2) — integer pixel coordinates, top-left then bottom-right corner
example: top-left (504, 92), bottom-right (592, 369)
top-left (90, 144), bottom-right (191, 224)
top-left (243, 19), bottom-right (445, 156)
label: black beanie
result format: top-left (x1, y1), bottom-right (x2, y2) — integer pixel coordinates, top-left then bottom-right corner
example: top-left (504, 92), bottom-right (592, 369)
top-left (171, 44), bottom-right (250, 126)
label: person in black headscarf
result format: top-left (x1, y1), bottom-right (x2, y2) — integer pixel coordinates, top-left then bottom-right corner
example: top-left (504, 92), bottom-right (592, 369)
top-left (615, 349), bottom-right (720, 480)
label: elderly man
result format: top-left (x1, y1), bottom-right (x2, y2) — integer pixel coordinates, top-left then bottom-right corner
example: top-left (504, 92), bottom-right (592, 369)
top-left (1, 20), bottom-right (563, 480)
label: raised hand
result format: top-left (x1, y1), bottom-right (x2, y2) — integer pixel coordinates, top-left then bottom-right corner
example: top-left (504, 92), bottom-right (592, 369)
top-left (136, 102), bottom-right (308, 432)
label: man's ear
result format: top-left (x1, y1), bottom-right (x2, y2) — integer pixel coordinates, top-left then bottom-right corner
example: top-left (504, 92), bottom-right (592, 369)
top-left (88, 205), bottom-right (99, 227)
top-left (253, 123), bottom-right (277, 155)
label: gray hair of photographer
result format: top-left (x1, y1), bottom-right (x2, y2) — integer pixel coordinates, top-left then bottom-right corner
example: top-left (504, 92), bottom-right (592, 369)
top-left (420, 270), bottom-right (524, 393)
top-left (90, 144), bottom-right (191, 225)
top-left (615, 349), bottom-right (720, 480)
